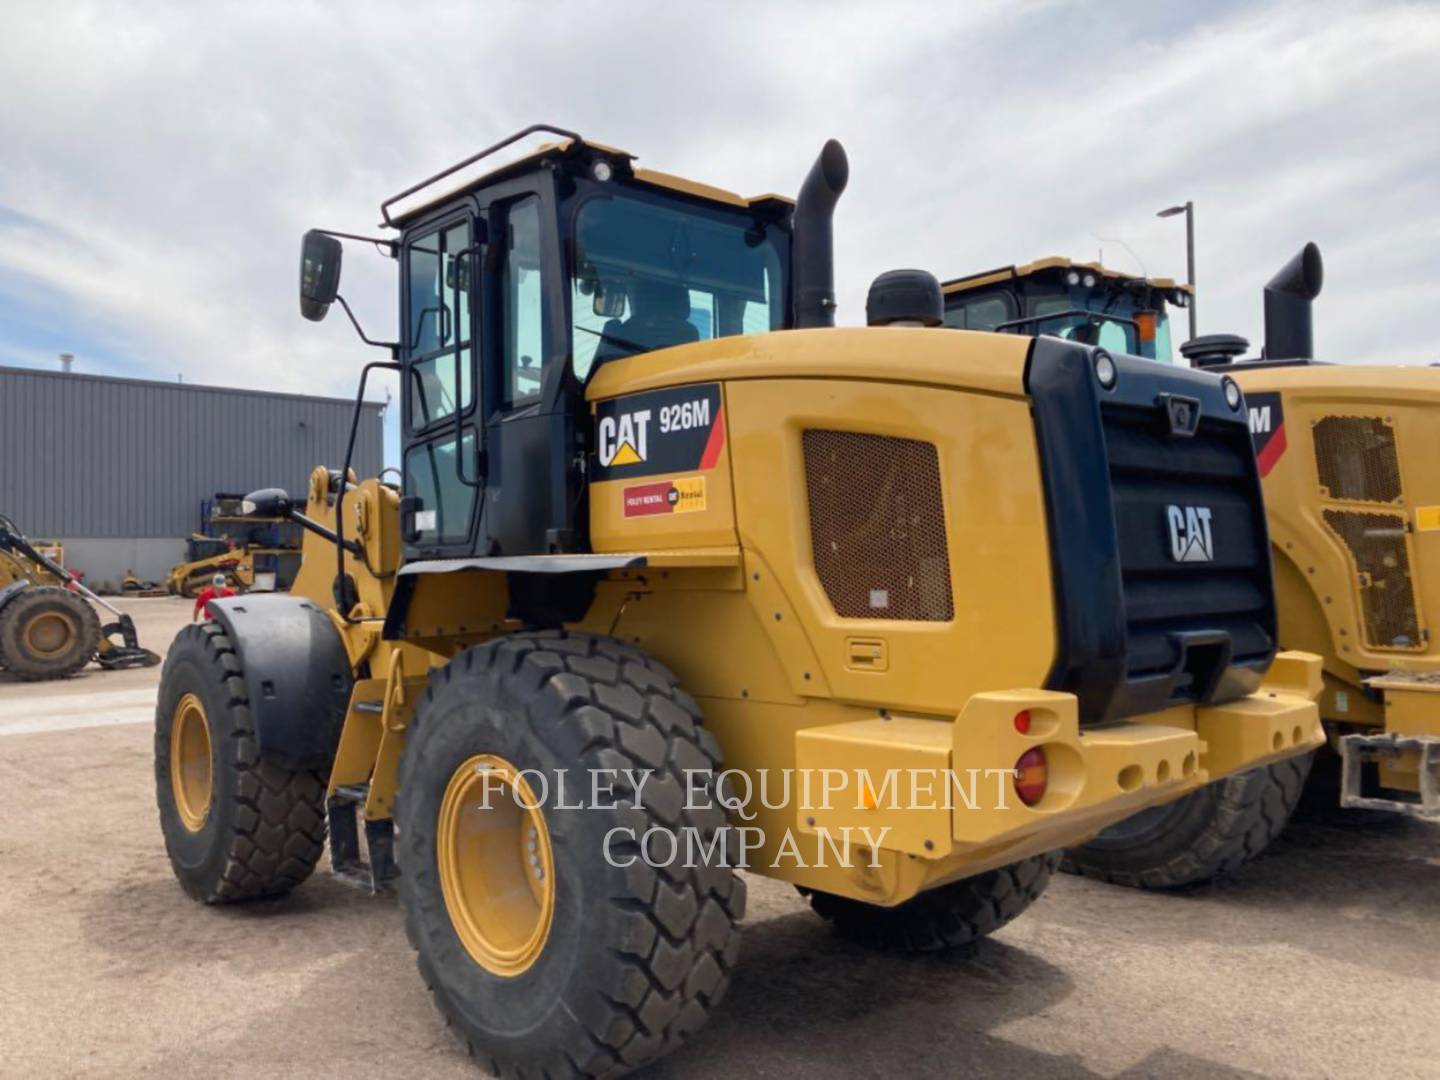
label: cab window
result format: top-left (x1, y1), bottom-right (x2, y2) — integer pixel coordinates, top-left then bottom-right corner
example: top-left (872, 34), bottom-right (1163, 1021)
top-left (500, 197), bottom-right (545, 406)
top-left (943, 292), bottom-right (1015, 331)
top-left (406, 221), bottom-right (473, 429)
top-left (402, 431), bottom-right (477, 545)
top-left (1152, 314), bottom-right (1175, 364)
top-left (1028, 293), bottom-right (1139, 353)
top-left (570, 192), bottom-right (785, 381)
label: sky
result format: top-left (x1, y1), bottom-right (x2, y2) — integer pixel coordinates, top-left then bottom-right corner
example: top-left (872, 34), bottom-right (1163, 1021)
top-left (3, 1), bottom-right (1439, 466)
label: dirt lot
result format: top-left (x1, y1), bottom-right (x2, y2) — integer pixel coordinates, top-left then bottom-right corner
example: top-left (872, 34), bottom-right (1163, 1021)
top-left (1, 597), bottom-right (1437, 1078)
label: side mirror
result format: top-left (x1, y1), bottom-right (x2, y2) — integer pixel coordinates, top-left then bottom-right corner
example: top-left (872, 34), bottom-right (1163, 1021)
top-left (239, 488), bottom-right (294, 518)
top-left (300, 230), bottom-right (343, 322)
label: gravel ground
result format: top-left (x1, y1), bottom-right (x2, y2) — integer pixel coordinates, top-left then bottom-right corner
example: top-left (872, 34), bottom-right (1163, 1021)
top-left (1, 597), bottom-right (1437, 1078)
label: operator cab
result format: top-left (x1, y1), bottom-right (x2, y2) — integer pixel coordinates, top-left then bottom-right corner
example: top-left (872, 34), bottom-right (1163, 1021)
top-left (940, 258), bottom-right (1191, 363)
top-left (296, 125), bottom-right (844, 566)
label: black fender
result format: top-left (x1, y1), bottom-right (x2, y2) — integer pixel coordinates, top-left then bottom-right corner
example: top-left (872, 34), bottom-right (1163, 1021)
top-left (208, 593), bottom-right (353, 773)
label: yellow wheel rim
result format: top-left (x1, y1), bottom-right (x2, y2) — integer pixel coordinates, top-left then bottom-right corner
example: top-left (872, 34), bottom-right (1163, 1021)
top-left (25, 610), bottom-right (76, 657)
top-left (170, 693), bottom-right (213, 832)
top-left (437, 755), bottom-right (555, 977)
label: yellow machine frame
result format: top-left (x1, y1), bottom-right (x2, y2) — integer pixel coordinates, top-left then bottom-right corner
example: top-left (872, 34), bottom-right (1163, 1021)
top-left (296, 326), bottom-right (1324, 908)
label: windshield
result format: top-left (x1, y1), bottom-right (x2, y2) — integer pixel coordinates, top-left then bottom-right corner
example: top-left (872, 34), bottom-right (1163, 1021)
top-left (570, 191), bottom-right (786, 381)
top-left (1026, 287), bottom-right (1174, 363)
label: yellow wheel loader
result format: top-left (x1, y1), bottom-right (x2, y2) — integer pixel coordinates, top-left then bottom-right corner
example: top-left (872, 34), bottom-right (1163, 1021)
top-left (0, 513), bottom-right (160, 679)
top-left (941, 244), bottom-right (1440, 889)
top-left (153, 126), bottom-right (1321, 1077)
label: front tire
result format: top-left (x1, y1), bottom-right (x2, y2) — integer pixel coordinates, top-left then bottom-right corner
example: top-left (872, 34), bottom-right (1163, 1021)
top-left (807, 853), bottom-right (1059, 952)
top-left (396, 631), bottom-right (744, 1078)
top-left (1063, 752), bottom-right (1314, 888)
top-left (0, 586), bottom-right (100, 680)
top-left (154, 623), bottom-right (328, 902)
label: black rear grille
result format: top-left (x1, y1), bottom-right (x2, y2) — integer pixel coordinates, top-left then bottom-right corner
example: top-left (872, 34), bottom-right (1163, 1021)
top-left (1025, 337), bottom-right (1277, 725)
top-left (1103, 405), bottom-right (1276, 695)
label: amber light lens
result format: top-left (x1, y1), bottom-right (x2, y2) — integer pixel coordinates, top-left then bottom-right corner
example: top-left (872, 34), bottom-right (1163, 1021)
top-left (1136, 310), bottom-right (1157, 343)
top-left (1014, 747), bottom-right (1048, 806)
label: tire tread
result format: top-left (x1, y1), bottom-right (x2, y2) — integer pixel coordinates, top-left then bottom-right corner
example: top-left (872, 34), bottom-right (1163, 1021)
top-left (156, 622), bottom-right (327, 902)
top-left (808, 852), bottom-right (1059, 952)
top-left (396, 630), bottom-right (743, 1078)
top-left (1062, 753), bottom-right (1314, 888)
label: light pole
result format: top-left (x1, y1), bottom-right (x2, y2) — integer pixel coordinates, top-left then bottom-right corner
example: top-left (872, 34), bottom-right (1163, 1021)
top-left (1157, 201), bottom-right (1196, 341)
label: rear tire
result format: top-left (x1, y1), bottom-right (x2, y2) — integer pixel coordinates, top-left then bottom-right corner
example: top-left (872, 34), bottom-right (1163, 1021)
top-left (807, 853), bottom-right (1059, 952)
top-left (396, 631), bottom-right (744, 1078)
top-left (0, 586), bottom-right (100, 680)
top-left (155, 623), bottom-right (327, 902)
top-left (1063, 752), bottom-right (1314, 888)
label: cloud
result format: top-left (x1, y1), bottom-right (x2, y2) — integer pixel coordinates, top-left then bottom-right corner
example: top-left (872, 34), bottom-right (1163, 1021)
top-left (2, 0), bottom-right (1438, 459)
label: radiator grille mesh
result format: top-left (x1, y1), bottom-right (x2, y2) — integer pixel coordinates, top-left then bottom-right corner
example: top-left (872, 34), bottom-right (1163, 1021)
top-left (1314, 416), bottom-right (1401, 504)
top-left (1323, 509), bottom-right (1422, 651)
top-left (802, 430), bottom-right (953, 621)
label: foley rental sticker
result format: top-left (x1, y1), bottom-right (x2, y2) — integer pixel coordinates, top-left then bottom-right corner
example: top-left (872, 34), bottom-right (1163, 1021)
top-left (623, 476), bottom-right (707, 517)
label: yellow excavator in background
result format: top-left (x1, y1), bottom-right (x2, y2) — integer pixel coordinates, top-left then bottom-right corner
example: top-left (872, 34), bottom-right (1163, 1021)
top-left (0, 513), bottom-right (159, 679)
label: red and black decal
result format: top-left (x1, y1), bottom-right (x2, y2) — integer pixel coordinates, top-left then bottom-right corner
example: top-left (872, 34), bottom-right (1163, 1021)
top-left (592, 383), bottom-right (725, 482)
top-left (622, 477), bottom-right (706, 517)
top-left (1247, 391), bottom-right (1286, 477)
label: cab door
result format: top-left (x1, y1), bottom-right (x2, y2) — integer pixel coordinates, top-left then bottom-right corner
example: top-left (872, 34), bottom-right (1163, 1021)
top-left (400, 213), bottom-right (483, 557)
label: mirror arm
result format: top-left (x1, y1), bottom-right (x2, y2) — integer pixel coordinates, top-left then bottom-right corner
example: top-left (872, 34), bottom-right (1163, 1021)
top-left (290, 510), bottom-right (363, 555)
top-left (312, 228), bottom-right (397, 257)
top-left (335, 294), bottom-right (400, 358)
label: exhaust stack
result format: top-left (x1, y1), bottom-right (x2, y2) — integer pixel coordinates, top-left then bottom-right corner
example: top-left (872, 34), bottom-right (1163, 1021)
top-left (792, 139), bottom-right (849, 329)
top-left (1263, 242), bottom-right (1323, 360)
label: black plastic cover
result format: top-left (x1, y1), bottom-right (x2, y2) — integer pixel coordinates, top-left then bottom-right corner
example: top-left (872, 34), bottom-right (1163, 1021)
top-left (866, 269), bottom-right (944, 327)
top-left (1025, 336), bottom-right (1276, 725)
top-left (208, 594), bottom-right (354, 772)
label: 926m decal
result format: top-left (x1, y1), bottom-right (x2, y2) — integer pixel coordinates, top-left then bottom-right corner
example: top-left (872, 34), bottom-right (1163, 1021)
top-left (592, 383), bottom-right (725, 482)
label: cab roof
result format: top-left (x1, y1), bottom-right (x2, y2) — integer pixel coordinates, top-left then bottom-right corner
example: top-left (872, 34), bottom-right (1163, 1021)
top-left (940, 256), bottom-right (1193, 296)
top-left (385, 131), bottom-right (793, 229)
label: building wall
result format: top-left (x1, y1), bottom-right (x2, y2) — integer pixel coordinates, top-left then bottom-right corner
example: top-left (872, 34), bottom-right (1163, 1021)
top-left (0, 365), bottom-right (383, 589)
top-left (57, 537), bottom-right (188, 586)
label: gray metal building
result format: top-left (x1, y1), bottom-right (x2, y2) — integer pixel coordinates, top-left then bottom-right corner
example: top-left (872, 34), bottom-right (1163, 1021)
top-left (0, 364), bottom-right (383, 589)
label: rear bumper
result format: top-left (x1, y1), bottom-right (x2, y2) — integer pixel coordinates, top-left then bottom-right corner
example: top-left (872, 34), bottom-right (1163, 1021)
top-left (1342, 672), bottom-right (1440, 816)
top-left (794, 650), bottom-right (1323, 902)
top-left (1340, 733), bottom-right (1440, 817)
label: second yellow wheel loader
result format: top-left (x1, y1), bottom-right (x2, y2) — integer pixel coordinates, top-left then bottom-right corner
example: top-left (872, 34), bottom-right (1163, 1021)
top-left (1185, 246), bottom-right (1440, 819)
top-left (941, 243), bottom-right (1440, 891)
top-left (154, 126), bottom-right (1320, 1077)
top-left (0, 513), bottom-right (159, 679)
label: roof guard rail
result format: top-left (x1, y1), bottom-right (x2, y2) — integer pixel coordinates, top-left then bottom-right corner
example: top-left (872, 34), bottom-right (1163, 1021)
top-left (380, 123), bottom-right (585, 228)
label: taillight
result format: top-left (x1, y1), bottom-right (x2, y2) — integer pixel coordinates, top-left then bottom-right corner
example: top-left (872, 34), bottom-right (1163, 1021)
top-left (1014, 709), bottom-right (1032, 734)
top-left (1014, 747), bottom-right (1048, 807)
